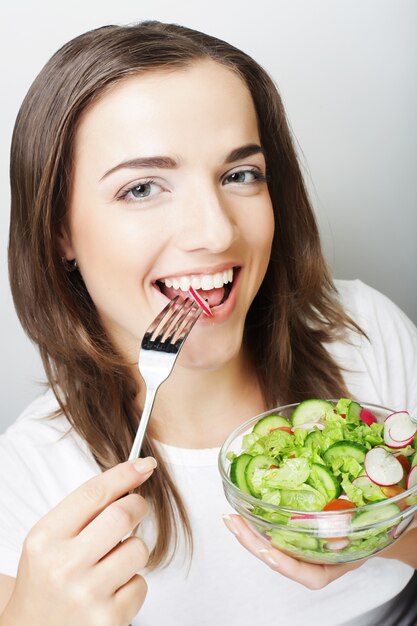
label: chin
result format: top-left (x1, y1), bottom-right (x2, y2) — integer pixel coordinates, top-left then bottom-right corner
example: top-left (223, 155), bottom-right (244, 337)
top-left (177, 331), bottom-right (243, 371)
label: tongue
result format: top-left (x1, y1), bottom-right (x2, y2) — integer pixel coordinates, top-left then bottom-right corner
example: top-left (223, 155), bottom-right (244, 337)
top-left (161, 285), bottom-right (225, 307)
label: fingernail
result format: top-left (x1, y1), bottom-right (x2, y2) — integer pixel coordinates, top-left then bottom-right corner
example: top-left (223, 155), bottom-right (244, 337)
top-left (222, 514), bottom-right (240, 536)
top-left (133, 457), bottom-right (157, 474)
top-left (259, 548), bottom-right (279, 567)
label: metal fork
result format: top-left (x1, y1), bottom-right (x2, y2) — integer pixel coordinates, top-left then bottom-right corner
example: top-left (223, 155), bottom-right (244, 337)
top-left (128, 296), bottom-right (203, 460)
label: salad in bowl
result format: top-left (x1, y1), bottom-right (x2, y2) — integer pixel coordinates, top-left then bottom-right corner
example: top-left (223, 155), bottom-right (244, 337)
top-left (219, 399), bottom-right (417, 564)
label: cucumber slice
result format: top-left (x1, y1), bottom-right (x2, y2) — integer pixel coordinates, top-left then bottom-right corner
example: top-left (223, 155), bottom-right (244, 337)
top-left (253, 414), bottom-right (291, 436)
top-left (351, 502), bottom-right (400, 528)
top-left (245, 454), bottom-right (274, 497)
top-left (307, 463), bottom-right (341, 501)
top-left (323, 441), bottom-right (367, 464)
top-left (230, 453), bottom-right (252, 494)
top-left (292, 399), bottom-right (335, 426)
top-left (347, 401), bottom-right (362, 421)
top-left (411, 450), bottom-right (417, 468)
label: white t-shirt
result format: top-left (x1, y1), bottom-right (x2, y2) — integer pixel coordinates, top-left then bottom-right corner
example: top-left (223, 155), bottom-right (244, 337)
top-left (1, 280), bottom-right (417, 626)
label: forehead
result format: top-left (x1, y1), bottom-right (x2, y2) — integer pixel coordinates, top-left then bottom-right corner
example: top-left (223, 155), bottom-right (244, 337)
top-left (73, 59), bottom-right (260, 166)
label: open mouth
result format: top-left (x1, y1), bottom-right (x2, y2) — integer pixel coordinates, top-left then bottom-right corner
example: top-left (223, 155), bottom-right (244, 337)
top-left (154, 267), bottom-right (240, 310)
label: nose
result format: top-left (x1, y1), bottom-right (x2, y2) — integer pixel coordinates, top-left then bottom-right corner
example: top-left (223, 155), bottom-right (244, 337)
top-left (174, 183), bottom-right (239, 253)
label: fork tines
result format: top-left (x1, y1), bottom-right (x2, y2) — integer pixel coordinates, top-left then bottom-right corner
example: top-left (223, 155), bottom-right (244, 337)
top-left (143, 296), bottom-right (201, 352)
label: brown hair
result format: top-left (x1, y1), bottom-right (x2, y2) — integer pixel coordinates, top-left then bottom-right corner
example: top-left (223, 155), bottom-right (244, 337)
top-left (8, 20), bottom-right (361, 568)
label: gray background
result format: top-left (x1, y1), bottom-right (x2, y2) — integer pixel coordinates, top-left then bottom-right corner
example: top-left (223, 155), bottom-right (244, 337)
top-left (1, 0), bottom-right (416, 432)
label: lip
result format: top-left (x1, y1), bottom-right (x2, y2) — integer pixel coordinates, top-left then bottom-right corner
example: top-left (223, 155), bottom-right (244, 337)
top-left (153, 262), bottom-right (239, 283)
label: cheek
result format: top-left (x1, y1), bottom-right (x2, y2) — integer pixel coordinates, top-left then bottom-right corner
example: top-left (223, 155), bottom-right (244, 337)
top-left (246, 200), bottom-right (275, 266)
top-left (68, 209), bottom-right (156, 313)
top-left (70, 207), bottom-right (155, 274)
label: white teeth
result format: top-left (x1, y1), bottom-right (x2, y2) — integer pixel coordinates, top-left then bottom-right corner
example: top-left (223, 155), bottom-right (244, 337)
top-left (201, 275), bottom-right (214, 290)
top-left (179, 276), bottom-right (191, 291)
top-left (213, 273), bottom-right (223, 288)
top-left (223, 268), bottom-right (233, 284)
top-left (161, 269), bottom-right (234, 292)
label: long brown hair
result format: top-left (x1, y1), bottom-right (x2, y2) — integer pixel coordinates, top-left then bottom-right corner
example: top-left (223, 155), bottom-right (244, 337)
top-left (8, 21), bottom-right (362, 568)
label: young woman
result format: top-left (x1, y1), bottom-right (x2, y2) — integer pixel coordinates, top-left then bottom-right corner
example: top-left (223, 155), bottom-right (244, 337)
top-left (1, 21), bottom-right (416, 626)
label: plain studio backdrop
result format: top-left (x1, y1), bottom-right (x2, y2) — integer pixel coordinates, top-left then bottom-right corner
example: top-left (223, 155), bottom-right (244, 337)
top-left (0, 0), bottom-right (416, 432)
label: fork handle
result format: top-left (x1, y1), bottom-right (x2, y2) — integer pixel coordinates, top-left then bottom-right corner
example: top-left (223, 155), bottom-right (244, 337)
top-left (128, 385), bottom-right (159, 461)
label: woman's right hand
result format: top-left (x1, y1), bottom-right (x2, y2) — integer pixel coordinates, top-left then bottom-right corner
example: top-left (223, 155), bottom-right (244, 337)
top-left (1, 457), bottom-right (156, 626)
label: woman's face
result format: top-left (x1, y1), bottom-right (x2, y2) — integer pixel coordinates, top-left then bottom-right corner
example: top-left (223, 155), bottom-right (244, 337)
top-left (62, 59), bottom-right (274, 370)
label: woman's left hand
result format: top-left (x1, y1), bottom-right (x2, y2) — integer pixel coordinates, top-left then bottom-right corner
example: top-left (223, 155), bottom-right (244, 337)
top-left (222, 514), bottom-right (365, 589)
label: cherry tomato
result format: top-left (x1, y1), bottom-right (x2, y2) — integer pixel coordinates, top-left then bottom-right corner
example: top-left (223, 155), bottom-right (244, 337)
top-left (323, 499), bottom-right (356, 511)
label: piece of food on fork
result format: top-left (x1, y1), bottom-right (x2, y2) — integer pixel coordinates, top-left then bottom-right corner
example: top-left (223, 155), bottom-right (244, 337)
top-left (188, 286), bottom-right (213, 317)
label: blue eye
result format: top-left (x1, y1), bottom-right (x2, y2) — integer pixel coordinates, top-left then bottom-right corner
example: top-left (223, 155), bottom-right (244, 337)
top-left (130, 182), bottom-right (153, 198)
top-left (118, 179), bottom-right (161, 203)
top-left (224, 169), bottom-right (267, 185)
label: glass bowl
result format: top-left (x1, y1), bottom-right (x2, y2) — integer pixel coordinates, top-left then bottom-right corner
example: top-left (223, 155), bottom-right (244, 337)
top-left (218, 402), bottom-right (417, 564)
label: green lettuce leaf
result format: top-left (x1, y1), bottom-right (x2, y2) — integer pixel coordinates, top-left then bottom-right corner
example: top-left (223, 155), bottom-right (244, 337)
top-left (261, 458), bottom-right (311, 489)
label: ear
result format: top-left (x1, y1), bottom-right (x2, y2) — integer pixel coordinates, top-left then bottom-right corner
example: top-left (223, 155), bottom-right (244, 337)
top-left (57, 225), bottom-right (76, 261)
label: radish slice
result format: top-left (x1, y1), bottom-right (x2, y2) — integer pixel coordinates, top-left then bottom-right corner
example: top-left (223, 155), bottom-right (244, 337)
top-left (364, 447), bottom-right (404, 486)
top-left (291, 422), bottom-right (325, 432)
top-left (387, 427), bottom-right (414, 445)
top-left (188, 287), bottom-right (213, 317)
top-left (383, 429), bottom-right (413, 449)
top-left (384, 411), bottom-right (417, 446)
top-left (360, 408), bottom-right (377, 425)
top-left (407, 466), bottom-right (417, 490)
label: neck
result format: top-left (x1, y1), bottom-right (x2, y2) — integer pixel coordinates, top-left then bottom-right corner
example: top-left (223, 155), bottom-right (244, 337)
top-left (136, 353), bottom-right (266, 448)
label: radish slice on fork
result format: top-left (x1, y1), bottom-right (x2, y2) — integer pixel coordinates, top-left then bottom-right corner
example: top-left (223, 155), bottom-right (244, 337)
top-left (188, 286), bottom-right (214, 317)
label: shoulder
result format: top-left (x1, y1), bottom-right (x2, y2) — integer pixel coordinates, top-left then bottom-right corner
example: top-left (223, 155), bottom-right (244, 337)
top-left (1, 388), bottom-right (81, 453)
top-left (334, 279), bottom-right (417, 347)
top-left (15, 387), bottom-right (60, 419)
top-left (335, 279), bottom-right (414, 328)
top-left (0, 388), bottom-right (99, 491)
top-left (331, 279), bottom-right (417, 413)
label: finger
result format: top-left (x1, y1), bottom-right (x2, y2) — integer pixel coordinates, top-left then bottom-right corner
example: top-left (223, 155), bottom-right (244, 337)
top-left (36, 458), bottom-right (157, 539)
top-left (223, 514), bottom-right (362, 589)
top-left (113, 573), bottom-right (148, 625)
top-left (94, 536), bottom-right (149, 594)
top-left (75, 492), bottom-right (149, 564)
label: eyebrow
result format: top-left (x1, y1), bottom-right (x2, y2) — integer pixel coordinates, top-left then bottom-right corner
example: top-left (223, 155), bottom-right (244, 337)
top-left (100, 143), bottom-right (264, 181)
top-left (224, 143), bottom-right (264, 163)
